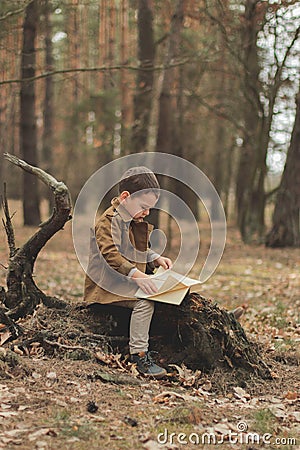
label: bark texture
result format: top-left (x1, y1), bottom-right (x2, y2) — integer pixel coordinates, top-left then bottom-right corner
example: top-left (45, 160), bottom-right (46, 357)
top-left (42, 0), bottom-right (55, 213)
top-left (132, 0), bottom-right (155, 153)
top-left (1, 153), bottom-right (71, 320)
top-left (20, 0), bottom-right (41, 226)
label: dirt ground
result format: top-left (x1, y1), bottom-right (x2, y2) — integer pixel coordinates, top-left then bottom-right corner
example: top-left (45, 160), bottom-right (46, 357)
top-left (0, 202), bottom-right (299, 450)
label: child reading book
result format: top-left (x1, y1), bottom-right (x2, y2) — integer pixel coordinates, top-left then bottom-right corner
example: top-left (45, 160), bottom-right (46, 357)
top-left (84, 166), bottom-right (244, 378)
top-left (84, 166), bottom-right (172, 378)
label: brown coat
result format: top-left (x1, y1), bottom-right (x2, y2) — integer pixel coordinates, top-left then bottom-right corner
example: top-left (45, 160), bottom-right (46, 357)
top-left (83, 197), bottom-right (155, 305)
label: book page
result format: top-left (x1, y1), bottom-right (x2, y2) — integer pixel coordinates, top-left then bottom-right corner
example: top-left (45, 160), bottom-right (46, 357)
top-left (134, 267), bottom-right (201, 303)
top-left (144, 287), bottom-right (190, 305)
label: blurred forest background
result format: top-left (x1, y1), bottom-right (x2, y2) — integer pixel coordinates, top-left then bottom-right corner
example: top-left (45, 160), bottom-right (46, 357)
top-left (0, 0), bottom-right (299, 246)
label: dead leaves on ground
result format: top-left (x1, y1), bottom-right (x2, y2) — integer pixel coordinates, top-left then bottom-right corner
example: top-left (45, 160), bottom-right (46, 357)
top-left (168, 363), bottom-right (202, 387)
top-left (95, 350), bottom-right (139, 377)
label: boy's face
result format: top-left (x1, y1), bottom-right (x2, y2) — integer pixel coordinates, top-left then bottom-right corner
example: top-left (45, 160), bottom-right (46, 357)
top-left (120, 191), bottom-right (158, 220)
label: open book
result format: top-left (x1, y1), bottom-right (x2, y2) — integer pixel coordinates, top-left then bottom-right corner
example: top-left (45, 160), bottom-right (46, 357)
top-left (134, 267), bottom-right (201, 305)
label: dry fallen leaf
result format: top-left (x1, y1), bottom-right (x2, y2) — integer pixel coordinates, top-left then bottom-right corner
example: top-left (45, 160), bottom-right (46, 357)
top-left (233, 387), bottom-right (250, 401)
top-left (46, 371), bottom-right (57, 380)
top-left (95, 351), bottom-right (113, 364)
top-left (269, 404), bottom-right (286, 419)
top-left (0, 330), bottom-right (11, 346)
top-left (0, 403), bottom-right (11, 410)
top-left (28, 428), bottom-right (56, 441)
top-left (289, 412), bottom-right (300, 422)
top-left (285, 391), bottom-right (299, 400)
top-left (0, 411), bottom-right (18, 417)
top-left (13, 345), bottom-right (23, 356)
top-left (0, 436), bottom-right (22, 446)
top-left (95, 351), bottom-right (127, 371)
top-left (142, 439), bottom-right (163, 450)
top-left (153, 391), bottom-right (186, 403)
top-left (214, 422), bottom-right (231, 435)
top-left (169, 363), bottom-right (202, 387)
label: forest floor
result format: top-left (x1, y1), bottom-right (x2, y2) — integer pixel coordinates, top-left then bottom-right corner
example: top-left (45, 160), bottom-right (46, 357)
top-left (0, 202), bottom-right (299, 450)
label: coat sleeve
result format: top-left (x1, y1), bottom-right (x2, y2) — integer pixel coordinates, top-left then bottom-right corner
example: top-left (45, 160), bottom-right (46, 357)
top-left (146, 224), bottom-right (160, 263)
top-left (95, 214), bottom-right (136, 276)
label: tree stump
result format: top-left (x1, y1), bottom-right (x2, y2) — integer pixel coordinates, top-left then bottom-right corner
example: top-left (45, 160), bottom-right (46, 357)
top-left (88, 293), bottom-right (272, 379)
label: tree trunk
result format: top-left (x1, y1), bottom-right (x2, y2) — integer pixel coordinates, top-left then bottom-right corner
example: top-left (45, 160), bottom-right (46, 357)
top-left (153, 0), bottom-right (184, 229)
top-left (236, 2), bottom-right (299, 244)
top-left (120, 0), bottom-right (131, 154)
top-left (131, 0), bottom-right (155, 153)
top-left (98, 0), bottom-right (107, 89)
top-left (236, 0), bottom-right (264, 243)
top-left (20, 0), bottom-right (41, 226)
top-left (42, 0), bottom-right (54, 214)
top-left (156, 0), bottom-right (184, 156)
top-left (266, 84), bottom-right (300, 247)
top-left (62, 0), bottom-right (81, 192)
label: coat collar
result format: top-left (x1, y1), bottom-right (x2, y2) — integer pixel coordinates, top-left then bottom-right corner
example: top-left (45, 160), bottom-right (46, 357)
top-left (111, 196), bottom-right (142, 223)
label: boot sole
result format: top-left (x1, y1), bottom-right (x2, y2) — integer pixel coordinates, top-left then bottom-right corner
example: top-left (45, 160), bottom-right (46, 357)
top-left (141, 370), bottom-right (167, 379)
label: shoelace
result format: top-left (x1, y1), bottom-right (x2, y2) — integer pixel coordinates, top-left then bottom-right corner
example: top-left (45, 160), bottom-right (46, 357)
top-left (140, 351), bottom-right (158, 367)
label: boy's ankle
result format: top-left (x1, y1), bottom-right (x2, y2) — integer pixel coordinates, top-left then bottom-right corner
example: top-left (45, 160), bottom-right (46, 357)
top-left (131, 351), bottom-right (167, 379)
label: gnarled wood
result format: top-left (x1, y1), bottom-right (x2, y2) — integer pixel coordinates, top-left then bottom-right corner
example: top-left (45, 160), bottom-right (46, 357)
top-left (1, 153), bottom-right (71, 319)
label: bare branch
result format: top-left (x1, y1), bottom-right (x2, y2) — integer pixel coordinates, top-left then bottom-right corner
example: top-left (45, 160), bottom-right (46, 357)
top-left (0, 0), bottom-right (34, 22)
top-left (4, 153), bottom-right (67, 194)
top-left (188, 92), bottom-right (247, 135)
top-left (1, 183), bottom-right (17, 259)
top-left (267, 25), bottom-right (300, 128)
top-left (272, 25), bottom-right (300, 94)
top-left (0, 58), bottom-right (201, 86)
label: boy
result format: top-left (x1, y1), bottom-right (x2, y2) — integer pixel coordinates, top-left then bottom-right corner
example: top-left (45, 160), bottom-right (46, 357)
top-left (84, 167), bottom-right (172, 378)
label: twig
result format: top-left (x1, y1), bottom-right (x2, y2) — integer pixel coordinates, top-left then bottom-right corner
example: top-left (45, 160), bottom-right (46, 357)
top-left (1, 183), bottom-right (17, 258)
top-left (0, 57), bottom-right (198, 86)
top-left (265, 185), bottom-right (280, 200)
top-left (43, 338), bottom-right (90, 352)
top-left (0, 0), bottom-right (34, 22)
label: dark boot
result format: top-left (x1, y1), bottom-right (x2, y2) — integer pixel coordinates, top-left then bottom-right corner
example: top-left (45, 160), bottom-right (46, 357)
top-left (131, 351), bottom-right (167, 379)
top-left (229, 306), bottom-right (244, 320)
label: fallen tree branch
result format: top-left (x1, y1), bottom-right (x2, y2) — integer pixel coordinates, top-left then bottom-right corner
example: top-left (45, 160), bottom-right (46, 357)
top-left (43, 339), bottom-right (88, 352)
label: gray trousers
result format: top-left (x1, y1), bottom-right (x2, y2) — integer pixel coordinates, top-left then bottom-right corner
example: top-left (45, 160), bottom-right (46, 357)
top-left (117, 299), bottom-right (155, 354)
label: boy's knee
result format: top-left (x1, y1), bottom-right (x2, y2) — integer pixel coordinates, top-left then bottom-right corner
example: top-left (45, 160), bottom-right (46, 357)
top-left (135, 298), bottom-right (155, 313)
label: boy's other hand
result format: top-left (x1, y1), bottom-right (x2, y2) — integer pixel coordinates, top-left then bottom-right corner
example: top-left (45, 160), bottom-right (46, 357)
top-left (155, 256), bottom-right (173, 270)
top-left (131, 271), bottom-right (158, 295)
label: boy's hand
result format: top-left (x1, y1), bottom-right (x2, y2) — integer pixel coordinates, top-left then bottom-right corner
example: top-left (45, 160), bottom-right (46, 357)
top-left (131, 270), bottom-right (158, 295)
top-left (155, 256), bottom-right (173, 270)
